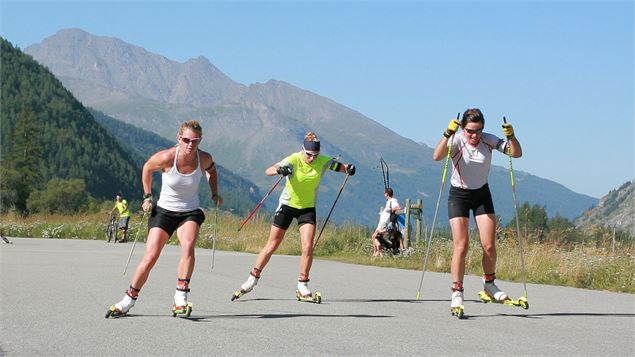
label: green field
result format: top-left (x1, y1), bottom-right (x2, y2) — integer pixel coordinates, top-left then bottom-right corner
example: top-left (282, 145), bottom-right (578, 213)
top-left (1, 211), bottom-right (632, 294)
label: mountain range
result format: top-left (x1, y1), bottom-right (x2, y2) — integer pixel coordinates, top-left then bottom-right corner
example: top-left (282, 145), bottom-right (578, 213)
top-left (0, 37), bottom-right (261, 215)
top-left (575, 180), bottom-right (634, 235)
top-left (24, 28), bottom-right (598, 226)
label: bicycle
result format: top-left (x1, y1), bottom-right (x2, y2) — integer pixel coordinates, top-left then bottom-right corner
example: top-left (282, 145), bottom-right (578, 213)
top-left (105, 213), bottom-right (118, 243)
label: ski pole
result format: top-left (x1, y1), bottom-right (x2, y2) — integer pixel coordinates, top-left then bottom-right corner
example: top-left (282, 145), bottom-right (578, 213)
top-left (504, 116), bottom-right (528, 298)
top-left (416, 112), bottom-right (459, 300)
top-left (313, 173), bottom-right (351, 249)
top-left (123, 210), bottom-right (149, 276)
top-left (380, 157), bottom-right (389, 189)
top-left (237, 175), bottom-right (284, 232)
top-left (210, 205), bottom-right (219, 270)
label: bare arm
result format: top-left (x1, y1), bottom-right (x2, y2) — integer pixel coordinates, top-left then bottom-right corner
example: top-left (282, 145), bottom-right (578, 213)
top-left (265, 164), bottom-right (279, 176)
top-left (201, 151), bottom-right (223, 206)
top-left (141, 148), bottom-right (174, 211)
top-left (507, 136), bottom-right (523, 158)
top-left (432, 136), bottom-right (450, 161)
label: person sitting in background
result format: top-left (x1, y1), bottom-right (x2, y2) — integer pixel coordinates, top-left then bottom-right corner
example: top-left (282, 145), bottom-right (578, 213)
top-left (371, 187), bottom-right (401, 257)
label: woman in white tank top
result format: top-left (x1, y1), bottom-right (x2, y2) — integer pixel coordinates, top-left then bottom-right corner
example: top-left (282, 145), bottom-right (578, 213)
top-left (106, 120), bottom-right (223, 318)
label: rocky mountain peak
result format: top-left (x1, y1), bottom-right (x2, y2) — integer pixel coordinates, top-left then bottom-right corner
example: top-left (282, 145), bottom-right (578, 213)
top-left (26, 28), bottom-right (244, 106)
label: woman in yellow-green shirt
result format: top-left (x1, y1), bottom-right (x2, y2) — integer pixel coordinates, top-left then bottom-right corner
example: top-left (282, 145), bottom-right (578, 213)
top-left (233, 132), bottom-right (355, 301)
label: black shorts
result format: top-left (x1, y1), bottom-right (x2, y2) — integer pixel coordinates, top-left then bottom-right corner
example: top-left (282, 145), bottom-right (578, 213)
top-left (148, 206), bottom-right (206, 237)
top-left (118, 216), bottom-right (130, 230)
top-left (272, 204), bottom-right (316, 230)
top-left (448, 184), bottom-right (495, 219)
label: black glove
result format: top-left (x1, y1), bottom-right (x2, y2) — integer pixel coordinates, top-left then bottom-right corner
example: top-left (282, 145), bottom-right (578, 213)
top-left (276, 166), bottom-right (292, 176)
top-left (346, 164), bottom-right (356, 176)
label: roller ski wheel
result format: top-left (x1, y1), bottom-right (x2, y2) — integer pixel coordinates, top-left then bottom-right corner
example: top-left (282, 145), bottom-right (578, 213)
top-left (104, 306), bottom-right (127, 319)
top-left (478, 291), bottom-right (529, 310)
top-left (296, 290), bottom-right (322, 304)
top-left (450, 305), bottom-right (465, 319)
top-left (231, 290), bottom-right (245, 301)
top-left (172, 302), bottom-right (193, 317)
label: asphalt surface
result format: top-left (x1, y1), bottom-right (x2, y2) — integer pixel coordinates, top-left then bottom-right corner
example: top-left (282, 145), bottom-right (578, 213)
top-left (1, 238), bottom-right (633, 356)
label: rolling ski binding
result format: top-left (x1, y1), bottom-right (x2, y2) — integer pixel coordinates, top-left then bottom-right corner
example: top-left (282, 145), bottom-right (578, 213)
top-left (296, 290), bottom-right (322, 304)
top-left (172, 302), bottom-right (193, 317)
top-left (231, 290), bottom-right (245, 301)
top-left (104, 306), bottom-right (127, 319)
top-left (450, 305), bottom-right (465, 319)
top-left (478, 291), bottom-right (529, 310)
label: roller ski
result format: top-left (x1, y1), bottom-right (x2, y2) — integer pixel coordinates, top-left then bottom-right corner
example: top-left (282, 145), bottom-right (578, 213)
top-left (105, 290), bottom-right (137, 318)
top-left (478, 276), bottom-right (528, 310)
top-left (172, 302), bottom-right (193, 317)
top-left (1, 236), bottom-right (12, 244)
top-left (478, 291), bottom-right (529, 309)
top-left (295, 279), bottom-right (321, 304)
top-left (450, 288), bottom-right (465, 319)
top-left (231, 273), bottom-right (259, 301)
top-left (296, 290), bottom-right (322, 303)
top-left (172, 278), bottom-right (193, 317)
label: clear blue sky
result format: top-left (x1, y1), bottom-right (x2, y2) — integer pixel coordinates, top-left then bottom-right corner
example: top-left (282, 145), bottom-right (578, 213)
top-left (1, 0), bottom-right (633, 198)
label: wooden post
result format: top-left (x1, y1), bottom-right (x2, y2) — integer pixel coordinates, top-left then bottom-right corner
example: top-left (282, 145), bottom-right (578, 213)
top-left (404, 198), bottom-right (411, 249)
top-left (612, 226), bottom-right (616, 257)
top-left (415, 199), bottom-right (423, 242)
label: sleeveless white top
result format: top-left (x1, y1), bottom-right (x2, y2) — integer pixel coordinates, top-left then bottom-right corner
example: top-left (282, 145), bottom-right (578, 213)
top-left (157, 146), bottom-right (202, 212)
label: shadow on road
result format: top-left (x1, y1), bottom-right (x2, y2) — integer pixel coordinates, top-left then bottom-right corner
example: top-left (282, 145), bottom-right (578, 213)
top-left (184, 313), bottom-right (394, 321)
top-left (466, 312), bottom-right (635, 319)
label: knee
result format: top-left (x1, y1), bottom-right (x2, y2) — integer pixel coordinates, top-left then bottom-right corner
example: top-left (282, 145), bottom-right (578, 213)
top-left (301, 241), bottom-right (314, 255)
top-left (179, 240), bottom-right (196, 255)
top-left (454, 242), bottom-right (469, 256)
top-left (142, 253), bottom-right (160, 268)
top-left (482, 243), bottom-right (496, 256)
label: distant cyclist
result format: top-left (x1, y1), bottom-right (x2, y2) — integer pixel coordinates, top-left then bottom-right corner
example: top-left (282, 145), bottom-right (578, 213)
top-left (110, 192), bottom-right (131, 243)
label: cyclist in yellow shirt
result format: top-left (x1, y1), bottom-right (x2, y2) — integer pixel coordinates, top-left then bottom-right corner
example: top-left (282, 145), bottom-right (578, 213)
top-left (110, 192), bottom-right (131, 243)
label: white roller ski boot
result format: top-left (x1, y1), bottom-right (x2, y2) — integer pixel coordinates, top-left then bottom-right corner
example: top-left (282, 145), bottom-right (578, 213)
top-left (478, 275), bottom-right (529, 310)
top-left (450, 288), bottom-right (465, 319)
top-left (172, 279), bottom-right (193, 317)
top-left (231, 274), bottom-right (259, 301)
top-left (295, 279), bottom-right (321, 304)
top-left (482, 277), bottom-right (509, 302)
top-left (105, 292), bottom-right (136, 318)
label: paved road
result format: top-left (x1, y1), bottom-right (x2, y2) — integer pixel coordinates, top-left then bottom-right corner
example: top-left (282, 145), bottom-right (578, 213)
top-left (1, 238), bottom-right (633, 356)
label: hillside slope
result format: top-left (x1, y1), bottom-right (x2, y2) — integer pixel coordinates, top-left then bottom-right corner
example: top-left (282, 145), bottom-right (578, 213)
top-left (575, 180), bottom-right (634, 235)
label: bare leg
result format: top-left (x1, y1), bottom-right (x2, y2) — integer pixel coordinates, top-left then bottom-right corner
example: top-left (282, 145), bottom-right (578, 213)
top-left (475, 214), bottom-right (497, 275)
top-left (450, 217), bottom-right (470, 284)
top-left (175, 220), bottom-right (200, 279)
top-left (298, 223), bottom-right (316, 277)
top-left (253, 225), bottom-right (287, 271)
top-left (130, 227), bottom-right (170, 289)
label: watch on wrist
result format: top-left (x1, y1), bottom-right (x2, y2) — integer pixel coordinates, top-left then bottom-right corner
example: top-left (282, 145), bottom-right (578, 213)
top-left (143, 193), bottom-right (152, 200)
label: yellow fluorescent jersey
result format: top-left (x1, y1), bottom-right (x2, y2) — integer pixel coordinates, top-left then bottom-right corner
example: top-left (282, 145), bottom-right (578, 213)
top-left (115, 200), bottom-right (131, 217)
top-left (277, 152), bottom-right (338, 209)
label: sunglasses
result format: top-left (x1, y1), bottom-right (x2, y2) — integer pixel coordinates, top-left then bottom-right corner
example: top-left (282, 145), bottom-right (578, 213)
top-left (304, 151), bottom-right (319, 158)
top-left (464, 127), bottom-right (483, 135)
top-left (181, 136), bottom-right (201, 145)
